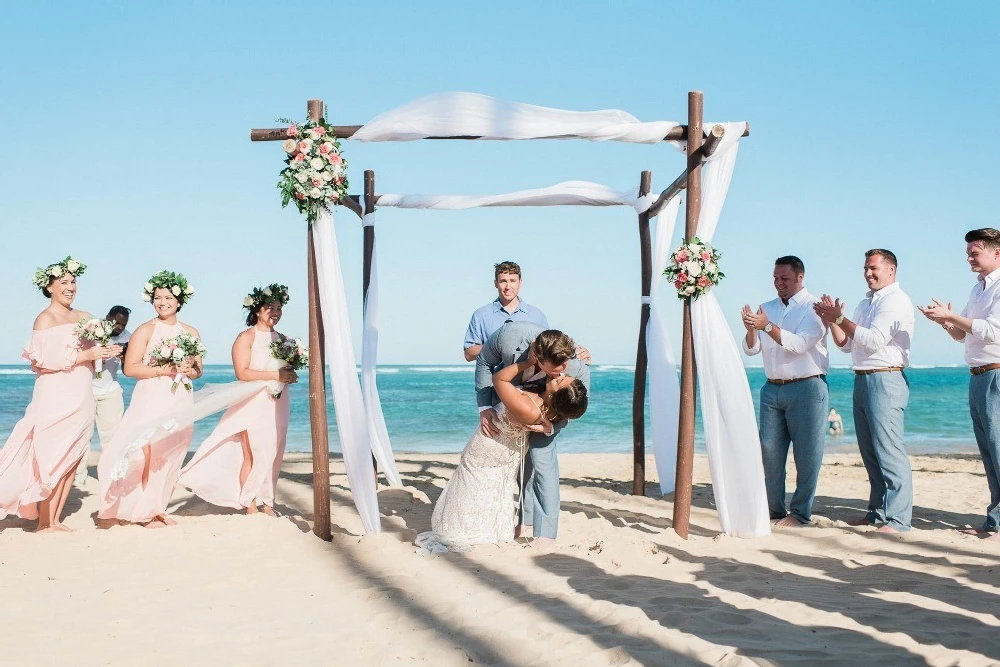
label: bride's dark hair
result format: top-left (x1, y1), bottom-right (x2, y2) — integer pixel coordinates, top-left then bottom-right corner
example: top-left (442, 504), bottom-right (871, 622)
top-left (545, 379), bottom-right (588, 421)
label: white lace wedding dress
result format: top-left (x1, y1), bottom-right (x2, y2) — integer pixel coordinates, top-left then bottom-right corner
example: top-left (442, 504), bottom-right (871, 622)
top-left (416, 406), bottom-right (528, 553)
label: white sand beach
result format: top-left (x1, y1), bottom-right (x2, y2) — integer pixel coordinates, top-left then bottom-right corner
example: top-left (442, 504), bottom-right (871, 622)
top-left (1, 451), bottom-right (998, 666)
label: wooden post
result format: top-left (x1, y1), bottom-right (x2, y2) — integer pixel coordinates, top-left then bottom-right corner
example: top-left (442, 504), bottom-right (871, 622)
top-left (632, 170), bottom-right (652, 496)
top-left (363, 170), bottom-right (379, 489)
top-left (673, 91), bottom-right (703, 540)
top-left (306, 98), bottom-right (332, 541)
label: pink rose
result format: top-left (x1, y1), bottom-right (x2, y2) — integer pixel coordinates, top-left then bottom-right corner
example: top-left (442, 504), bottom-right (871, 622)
top-left (318, 143), bottom-right (330, 155)
top-left (297, 140), bottom-right (312, 153)
top-left (333, 177), bottom-right (343, 184)
top-left (295, 192), bottom-right (305, 200)
top-left (697, 276), bottom-right (710, 287)
top-left (287, 125), bottom-right (298, 137)
top-left (313, 126), bottom-right (325, 135)
top-left (678, 273), bottom-right (688, 282)
top-left (675, 250), bottom-right (688, 262)
top-left (311, 178), bottom-right (322, 187)
top-left (327, 153), bottom-right (342, 164)
top-left (293, 153), bottom-right (305, 163)
top-left (701, 251), bottom-right (711, 261)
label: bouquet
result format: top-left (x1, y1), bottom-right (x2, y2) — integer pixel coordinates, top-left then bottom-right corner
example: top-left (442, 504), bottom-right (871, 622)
top-left (148, 331), bottom-right (207, 391)
top-left (266, 335), bottom-right (308, 398)
top-left (74, 317), bottom-right (115, 378)
top-left (663, 237), bottom-right (724, 300)
top-left (276, 115), bottom-right (349, 224)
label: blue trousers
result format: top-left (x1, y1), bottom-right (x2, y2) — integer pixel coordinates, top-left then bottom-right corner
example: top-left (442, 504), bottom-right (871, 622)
top-left (759, 376), bottom-right (829, 523)
top-left (519, 426), bottom-right (562, 539)
top-left (969, 370), bottom-right (1000, 533)
top-left (853, 371), bottom-right (913, 531)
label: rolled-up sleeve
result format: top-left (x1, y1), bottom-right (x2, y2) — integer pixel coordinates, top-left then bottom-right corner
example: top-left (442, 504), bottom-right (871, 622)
top-left (852, 298), bottom-right (909, 355)
top-left (741, 336), bottom-right (761, 356)
top-left (971, 315), bottom-right (1000, 343)
top-left (779, 311), bottom-right (826, 355)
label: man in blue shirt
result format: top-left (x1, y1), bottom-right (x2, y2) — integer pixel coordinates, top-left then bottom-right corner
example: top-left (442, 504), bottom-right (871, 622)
top-left (463, 261), bottom-right (549, 361)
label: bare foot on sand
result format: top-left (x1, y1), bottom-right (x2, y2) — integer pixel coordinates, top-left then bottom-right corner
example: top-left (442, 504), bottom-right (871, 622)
top-left (774, 515), bottom-right (807, 528)
top-left (32, 524), bottom-right (56, 534)
top-left (875, 524), bottom-right (900, 534)
top-left (245, 504), bottom-right (259, 516)
top-left (95, 517), bottom-right (120, 530)
top-left (51, 523), bottom-right (76, 533)
top-left (959, 528), bottom-right (1000, 539)
top-left (514, 524), bottom-right (532, 539)
top-left (847, 516), bottom-right (874, 526)
top-left (529, 537), bottom-right (556, 551)
top-left (261, 505), bottom-right (277, 517)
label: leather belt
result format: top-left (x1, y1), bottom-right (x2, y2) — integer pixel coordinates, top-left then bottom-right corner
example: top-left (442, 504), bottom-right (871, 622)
top-left (767, 374), bottom-right (824, 385)
top-left (854, 367), bottom-right (904, 375)
top-left (970, 363), bottom-right (1000, 376)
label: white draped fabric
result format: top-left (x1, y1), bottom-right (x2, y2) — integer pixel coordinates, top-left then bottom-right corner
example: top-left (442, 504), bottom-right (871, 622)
top-left (690, 139), bottom-right (771, 538)
top-left (376, 181), bottom-right (654, 211)
top-left (352, 92), bottom-right (684, 147)
top-left (359, 212), bottom-right (402, 487)
top-left (646, 196), bottom-right (683, 496)
top-left (312, 210), bottom-right (381, 534)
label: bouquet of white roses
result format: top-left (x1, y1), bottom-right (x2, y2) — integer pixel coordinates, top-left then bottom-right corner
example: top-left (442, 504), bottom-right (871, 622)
top-left (663, 237), bottom-right (724, 300)
top-left (74, 317), bottom-right (115, 378)
top-left (276, 116), bottom-right (349, 224)
top-left (148, 331), bottom-right (207, 391)
top-left (265, 335), bottom-right (308, 398)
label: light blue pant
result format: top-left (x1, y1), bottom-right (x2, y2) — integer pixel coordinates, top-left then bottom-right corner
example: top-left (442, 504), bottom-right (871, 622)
top-left (969, 370), bottom-right (1000, 533)
top-left (519, 425), bottom-right (563, 539)
top-left (759, 376), bottom-right (829, 523)
top-left (853, 371), bottom-right (913, 531)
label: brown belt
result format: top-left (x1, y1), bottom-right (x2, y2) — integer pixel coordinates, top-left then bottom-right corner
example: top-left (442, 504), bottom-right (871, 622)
top-left (971, 363), bottom-right (1000, 376)
top-left (767, 374), bottom-right (824, 385)
top-left (854, 367), bottom-right (904, 375)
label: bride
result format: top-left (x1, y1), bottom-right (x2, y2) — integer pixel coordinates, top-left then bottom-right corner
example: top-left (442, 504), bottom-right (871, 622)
top-left (417, 355), bottom-right (588, 553)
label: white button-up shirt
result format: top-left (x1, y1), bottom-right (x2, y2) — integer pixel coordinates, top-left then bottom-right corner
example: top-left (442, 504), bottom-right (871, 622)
top-left (961, 267), bottom-right (1000, 366)
top-left (92, 329), bottom-right (131, 397)
top-left (837, 282), bottom-right (914, 370)
top-left (742, 288), bottom-right (829, 380)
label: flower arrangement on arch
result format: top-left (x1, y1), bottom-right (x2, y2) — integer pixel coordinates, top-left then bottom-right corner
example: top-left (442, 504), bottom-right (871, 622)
top-left (243, 283), bottom-right (290, 313)
top-left (74, 317), bottom-right (115, 378)
top-left (276, 114), bottom-right (349, 224)
top-left (663, 237), bottom-right (724, 300)
top-left (142, 270), bottom-right (194, 304)
top-left (32, 256), bottom-right (86, 291)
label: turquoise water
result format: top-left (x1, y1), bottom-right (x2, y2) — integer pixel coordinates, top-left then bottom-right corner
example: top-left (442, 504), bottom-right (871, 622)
top-left (0, 364), bottom-right (977, 455)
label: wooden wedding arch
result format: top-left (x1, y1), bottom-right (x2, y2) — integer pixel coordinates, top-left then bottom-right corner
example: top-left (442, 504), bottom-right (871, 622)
top-left (250, 92), bottom-right (749, 540)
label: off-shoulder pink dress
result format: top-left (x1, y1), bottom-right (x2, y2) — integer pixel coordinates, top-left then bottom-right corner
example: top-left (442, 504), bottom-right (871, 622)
top-left (0, 324), bottom-right (94, 520)
top-left (178, 329), bottom-right (290, 509)
top-left (97, 321), bottom-right (194, 522)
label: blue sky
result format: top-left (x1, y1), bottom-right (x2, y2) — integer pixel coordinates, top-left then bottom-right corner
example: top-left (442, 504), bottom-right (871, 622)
top-left (1, 3), bottom-right (997, 366)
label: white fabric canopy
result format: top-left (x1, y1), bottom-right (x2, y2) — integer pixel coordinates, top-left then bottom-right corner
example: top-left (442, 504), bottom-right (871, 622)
top-left (312, 209), bottom-right (381, 534)
top-left (376, 181), bottom-right (655, 211)
top-left (690, 140), bottom-right (771, 538)
top-left (352, 92), bottom-right (684, 146)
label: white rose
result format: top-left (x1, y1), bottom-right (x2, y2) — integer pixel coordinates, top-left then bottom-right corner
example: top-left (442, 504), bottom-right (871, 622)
top-left (244, 296), bottom-right (254, 307)
top-left (66, 260), bottom-right (80, 272)
top-left (310, 157), bottom-right (325, 170)
top-left (309, 187), bottom-right (322, 198)
top-left (295, 172), bottom-right (308, 183)
top-left (704, 262), bottom-right (717, 274)
top-left (144, 282), bottom-right (154, 292)
top-left (684, 286), bottom-right (696, 295)
top-left (171, 285), bottom-right (181, 296)
top-left (282, 138), bottom-right (297, 154)
top-left (49, 266), bottom-right (62, 277)
top-left (172, 348), bottom-right (185, 362)
top-left (321, 170), bottom-right (333, 181)
top-left (686, 261), bottom-right (702, 277)
top-left (184, 285), bottom-right (194, 295)
top-left (263, 287), bottom-right (272, 296)
top-left (141, 293), bottom-right (151, 302)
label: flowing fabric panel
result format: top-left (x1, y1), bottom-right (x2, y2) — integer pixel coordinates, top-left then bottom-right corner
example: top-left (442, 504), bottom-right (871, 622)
top-left (359, 213), bottom-right (402, 487)
top-left (646, 195), bottom-right (682, 496)
top-left (690, 142), bottom-right (770, 538)
top-left (313, 210), bottom-right (381, 535)
top-left (352, 92), bottom-right (684, 146)
top-left (377, 181), bottom-right (652, 211)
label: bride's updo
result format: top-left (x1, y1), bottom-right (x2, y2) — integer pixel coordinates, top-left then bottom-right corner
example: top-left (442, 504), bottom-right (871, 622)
top-left (546, 379), bottom-right (588, 421)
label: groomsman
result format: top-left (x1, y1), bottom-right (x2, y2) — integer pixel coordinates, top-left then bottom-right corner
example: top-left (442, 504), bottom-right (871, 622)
top-left (815, 249), bottom-right (915, 533)
top-left (75, 305), bottom-right (131, 487)
top-left (463, 261), bottom-right (548, 362)
top-left (741, 256), bottom-right (829, 527)
top-left (919, 228), bottom-right (1000, 540)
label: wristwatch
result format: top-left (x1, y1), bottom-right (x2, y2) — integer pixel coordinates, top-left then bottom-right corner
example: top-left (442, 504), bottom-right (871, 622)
top-left (834, 315), bottom-right (845, 325)
top-left (763, 323), bottom-right (773, 333)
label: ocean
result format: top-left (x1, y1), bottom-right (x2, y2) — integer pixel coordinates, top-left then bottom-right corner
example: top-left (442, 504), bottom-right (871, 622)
top-left (0, 365), bottom-right (978, 456)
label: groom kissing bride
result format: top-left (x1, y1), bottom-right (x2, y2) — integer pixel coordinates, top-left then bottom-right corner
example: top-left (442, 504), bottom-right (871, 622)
top-left (416, 322), bottom-right (590, 553)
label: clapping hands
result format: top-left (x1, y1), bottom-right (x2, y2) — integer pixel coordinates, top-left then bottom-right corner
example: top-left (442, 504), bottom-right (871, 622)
top-left (741, 305), bottom-right (768, 331)
top-left (917, 299), bottom-right (955, 330)
top-left (813, 295), bottom-right (845, 324)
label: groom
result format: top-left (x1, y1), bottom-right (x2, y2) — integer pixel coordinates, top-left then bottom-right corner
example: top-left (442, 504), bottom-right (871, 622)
top-left (475, 321), bottom-right (591, 544)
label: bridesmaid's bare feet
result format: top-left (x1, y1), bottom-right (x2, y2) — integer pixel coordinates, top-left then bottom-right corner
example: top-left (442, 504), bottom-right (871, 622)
top-left (157, 515), bottom-right (177, 526)
top-left (33, 524), bottom-right (56, 534)
top-left (261, 505), bottom-right (277, 517)
top-left (52, 523), bottom-right (76, 533)
top-left (245, 504), bottom-right (259, 515)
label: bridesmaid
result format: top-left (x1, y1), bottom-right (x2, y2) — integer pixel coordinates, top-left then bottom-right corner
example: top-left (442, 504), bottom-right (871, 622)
top-left (0, 257), bottom-right (121, 532)
top-left (179, 284), bottom-right (297, 516)
top-left (97, 270), bottom-right (201, 528)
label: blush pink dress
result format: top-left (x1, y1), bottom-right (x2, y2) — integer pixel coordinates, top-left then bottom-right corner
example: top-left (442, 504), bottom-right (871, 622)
top-left (0, 324), bottom-right (94, 520)
top-left (178, 329), bottom-right (290, 509)
top-left (97, 320), bottom-right (194, 522)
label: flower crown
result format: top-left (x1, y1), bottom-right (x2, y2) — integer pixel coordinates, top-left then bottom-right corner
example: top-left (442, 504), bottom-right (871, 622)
top-left (243, 283), bottom-right (290, 311)
top-left (32, 256), bottom-right (86, 291)
top-left (142, 270), bottom-right (194, 304)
